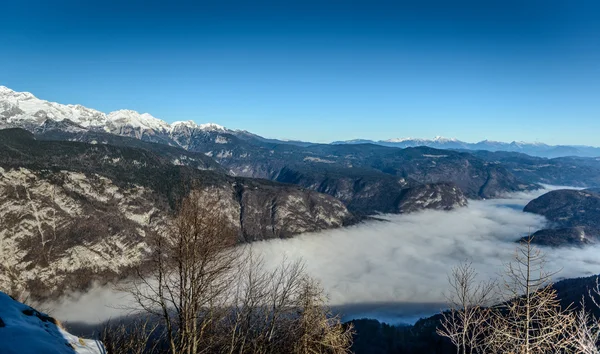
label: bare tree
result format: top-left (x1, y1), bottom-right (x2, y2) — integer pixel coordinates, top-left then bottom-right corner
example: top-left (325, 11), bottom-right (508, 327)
top-left (569, 298), bottom-right (600, 354)
top-left (437, 261), bottom-right (496, 354)
top-left (488, 236), bottom-right (573, 354)
top-left (223, 254), bottom-right (353, 354)
top-left (128, 189), bottom-right (241, 354)
top-left (126, 188), bottom-right (354, 354)
top-left (566, 277), bottom-right (600, 353)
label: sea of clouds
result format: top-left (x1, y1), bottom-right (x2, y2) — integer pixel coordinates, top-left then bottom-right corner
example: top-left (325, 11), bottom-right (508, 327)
top-left (50, 186), bottom-right (600, 325)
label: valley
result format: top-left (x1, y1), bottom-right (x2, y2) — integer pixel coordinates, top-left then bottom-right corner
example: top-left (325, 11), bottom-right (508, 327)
top-left (1, 86), bottom-right (600, 353)
top-left (4, 2), bottom-right (600, 352)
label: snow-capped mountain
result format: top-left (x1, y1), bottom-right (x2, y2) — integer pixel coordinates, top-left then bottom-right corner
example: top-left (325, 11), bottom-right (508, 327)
top-left (0, 86), bottom-right (227, 140)
top-left (3, 85), bottom-right (599, 158)
top-left (384, 136), bottom-right (459, 144)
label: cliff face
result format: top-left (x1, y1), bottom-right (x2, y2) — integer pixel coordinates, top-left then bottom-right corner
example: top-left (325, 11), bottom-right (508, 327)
top-left (395, 183), bottom-right (468, 213)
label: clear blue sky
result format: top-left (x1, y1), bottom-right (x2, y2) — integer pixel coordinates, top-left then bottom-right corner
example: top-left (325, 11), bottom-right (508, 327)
top-left (1, 0), bottom-right (599, 145)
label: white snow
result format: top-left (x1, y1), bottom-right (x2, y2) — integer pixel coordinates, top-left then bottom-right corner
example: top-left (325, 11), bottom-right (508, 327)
top-left (0, 85), bottom-right (228, 134)
top-left (216, 150), bottom-right (233, 158)
top-left (171, 120), bottom-right (199, 129)
top-left (215, 135), bottom-right (229, 144)
top-left (384, 136), bottom-right (459, 144)
top-left (198, 123), bottom-right (226, 131)
top-left (106, 110), bottom-right (171, 132)
top-left (0, 291), bottom-right (105, 354)
top-left (432, 136), bottom-right (458, 143)
top-left (304, 156), bottom-right (335, 163)
top-left (384, 137), bottom-right (420, 143)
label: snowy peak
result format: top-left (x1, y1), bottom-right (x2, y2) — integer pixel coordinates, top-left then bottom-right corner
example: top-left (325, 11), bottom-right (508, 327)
top-left (198, 122), bottom-right (226, 131)
top-left (107, 109), bottom-right (170, 132)
top-left (0, 85), bottom-right (35, 100)
top-left (384, 136), bottom-right (461, 144)
top-left (337, 135), bottom-right (600, 158)
top-left (0, 86), bottom-right (106, 128)
top-left (433, 136), bottom-right (459, 143)
top-left (171, 121), bottom-right (227, 131)
top-left (384, 137), bottom-right (417, 143)
top-left (0, 85), bottom-right (228, 134)
top-left (172, 120), bottom-right (199, 128)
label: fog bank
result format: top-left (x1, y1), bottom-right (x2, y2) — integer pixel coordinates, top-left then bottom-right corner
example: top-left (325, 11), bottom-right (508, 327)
top-left (50, 186), bottom-right (600, 325)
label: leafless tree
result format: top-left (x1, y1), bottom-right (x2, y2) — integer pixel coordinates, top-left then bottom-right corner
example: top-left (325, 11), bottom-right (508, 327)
top-left (222, 253), bottom-right (353, 354)
top-left (568, 298), bottom-right (600, 354)
top-left (487, 236), bottom-right (573, 354)
top-left (566, 276), bottom-right (600, 353)
top-left (436, 261), bottom-right (497, 354)
top-left (126, 188), bottom-right (353, 354)
top-left (127, 189), bottom-right (241, 354)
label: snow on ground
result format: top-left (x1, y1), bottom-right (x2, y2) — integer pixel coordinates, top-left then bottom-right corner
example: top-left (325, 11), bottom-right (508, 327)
top-left (0, 291), bottom-right (104, 354)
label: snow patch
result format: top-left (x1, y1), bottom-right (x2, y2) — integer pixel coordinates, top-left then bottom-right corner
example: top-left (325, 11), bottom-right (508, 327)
top-left (0, 291), bottom-right (105, 353)
top-left (215, 135), bottom-right (229, 144)
top-left (304, 157), bottom-right (335, 164)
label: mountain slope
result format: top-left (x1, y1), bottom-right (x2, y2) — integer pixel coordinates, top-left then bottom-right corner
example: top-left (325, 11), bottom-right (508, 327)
top-left (524, 189), bottom-right (600, 229)
top-left (42, 126), bottom-right (534, 214)
top-left (36, 119), bottom-right (226, 172)
top-left (0, 129), bottom-right (352, 298)
top-left (523, 189), bottom-right (600, 247)
top-left (467, 150), bottom-right (600, 188)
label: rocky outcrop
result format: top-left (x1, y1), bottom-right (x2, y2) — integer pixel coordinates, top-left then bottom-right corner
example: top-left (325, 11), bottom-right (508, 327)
top-left (396, 183), bottom-right (468, 213)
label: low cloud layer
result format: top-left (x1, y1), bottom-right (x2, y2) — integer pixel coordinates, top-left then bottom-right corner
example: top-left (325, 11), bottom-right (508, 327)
top-left (50, 186), bottom-right (600, 325)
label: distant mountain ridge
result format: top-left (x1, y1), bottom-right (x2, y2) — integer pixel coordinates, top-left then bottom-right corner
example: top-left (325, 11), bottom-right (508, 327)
top-left (333, 137), bottom-right (600, 158)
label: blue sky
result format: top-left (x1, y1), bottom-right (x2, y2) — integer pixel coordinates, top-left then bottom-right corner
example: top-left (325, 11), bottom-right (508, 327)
top-left (1, 0), bottom-right (599, 145)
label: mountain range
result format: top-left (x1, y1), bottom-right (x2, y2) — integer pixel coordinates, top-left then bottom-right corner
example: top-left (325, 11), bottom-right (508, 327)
top-left (2, 85), bottom-right (600, 298)
top-left (1, 85), bottom-right (539, 212)
top-left (2, 85), bottom-right (599, 159)
top-left (333, 136), bottom-right (600, 158)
